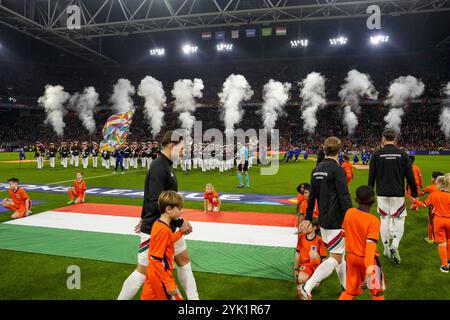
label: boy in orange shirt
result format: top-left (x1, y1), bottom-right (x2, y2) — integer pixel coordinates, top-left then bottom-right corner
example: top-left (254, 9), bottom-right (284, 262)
top-left (141, 191), bottom-right (184, 300)
top-left (341, 155), bottom-right (354, 184)
top-left (295, 219), bottom-right (327, 293)
top-left (339, 185), bottom-right (385, 300)
top-left (295, 183), bottom-right (307, 217)
top-left (1, 177), bottom-right (32, 219)
top-left (203, 183), bottom-right (221, 212)
top-left (422, 171), bottom-right (444, 244)
top-left (298, 185), bottom-right (319, 224)
top-left (67, 172), bottom-right (86, 205)
top-left (413, 174), bottom-right (450, 273)
top-left (406, 156), bottom-right (423, 211)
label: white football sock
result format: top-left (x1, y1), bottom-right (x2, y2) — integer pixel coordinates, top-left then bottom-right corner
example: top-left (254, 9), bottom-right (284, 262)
top-left (336, 259), bottom-right (346, 289)
top-left (177, 262), bottom-right (199, 300)
top-left (117, 270), bottom-right (146, 300)
top-left (380, 216), bottom-right (391, 252)
top-left (391, 216), bottom-right (405, 250)
top-left (304, 257), bottom-right (338, 294)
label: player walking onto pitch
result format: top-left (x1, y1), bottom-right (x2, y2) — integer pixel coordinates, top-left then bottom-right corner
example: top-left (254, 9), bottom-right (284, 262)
top-left (117, 131), bottom-right (199, 300)
top-left (297, 137), bottom-right (352, 300)
top-left (368, 129), bottom-right (417, 264)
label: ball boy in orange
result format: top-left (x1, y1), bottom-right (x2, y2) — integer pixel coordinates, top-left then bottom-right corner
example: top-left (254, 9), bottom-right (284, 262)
top-left (294, 219), bottom-right (327, 291)
top-left (413, 174), bottom-right (450, 273)
top-left (339, 185), bottom-right (385, 300)
top-left (67, 172), bottom-right (86, 205)
top-left (422, 171), bottom-right (444, 244)
top-left (341, 155), bottom-right (354, 184)
top-left (1, 177), bottom-right (32, 219)
top-left (141, 191), bottom-right (184, 300)
top-left (203, 183), bottom-right (221, 212)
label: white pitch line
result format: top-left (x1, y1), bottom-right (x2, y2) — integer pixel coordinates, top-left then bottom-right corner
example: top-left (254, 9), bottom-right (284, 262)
top-left (48, 168), bottom-right (146, 185)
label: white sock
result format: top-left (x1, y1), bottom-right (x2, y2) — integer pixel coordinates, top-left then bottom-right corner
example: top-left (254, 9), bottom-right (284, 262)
top-left (117, 270), bottom-right (146, 300)
top-left (391, 216), bottom-right (405, 250)
top-left (304, 257), bottom-right (338, 294)
top-left (177, 262), bottom-right (199, 300)
top-left (380, 216), bottom-right (391, 252)
top-left (336, 260), bottom-right (346, 289)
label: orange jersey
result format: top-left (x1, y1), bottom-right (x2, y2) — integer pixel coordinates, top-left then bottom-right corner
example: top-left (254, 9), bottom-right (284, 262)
top-left (8, 187), bottom-right (29, 206)
top-left (300, 200), bottom-right (319, 218)
top-left (74, 179), bottom-right (86, 195)
top-left (146, 220), bottom-right (183, 292)
top-left (296, 193), bottom-right (305, 205)
top-left (412, 164), bottom-right (422, 188)
top-left (342, 208), bottom-right (380, 258)
top-left (423, 184), bottom-right (438, 194)
top-left (421, 190), bottom-right (450, 219)
top-left (296, 233), bottom-right (327, 265)
top-left (204, 191), bottom-right (219, 203)
top-left (341, 162), bottom-right (354, 179)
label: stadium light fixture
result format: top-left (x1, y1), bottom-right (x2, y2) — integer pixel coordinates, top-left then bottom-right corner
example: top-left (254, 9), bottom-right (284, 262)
top-left (370, 34), bottom-right (389, 45)
top-left (216, 43), bottom-right (233, 52)
top-left (290, 39), bottom-right (308, 48)
top-left (329, 36), bottom-right (348, 46)
top-left (182, 44), bottom-right (198, 55)
top-left (149, 48), bottom-right (165, 56)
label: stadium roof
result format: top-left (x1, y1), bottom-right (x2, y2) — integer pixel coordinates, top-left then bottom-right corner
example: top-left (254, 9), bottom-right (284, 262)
top-left (0, 0), bottom-right (449, 65)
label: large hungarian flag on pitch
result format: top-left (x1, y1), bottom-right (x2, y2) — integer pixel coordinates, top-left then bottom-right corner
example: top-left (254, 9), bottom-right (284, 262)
top-left (0, 203), bottom-right (298, 281)
top-left (99, 111), bottom-right (134, 152)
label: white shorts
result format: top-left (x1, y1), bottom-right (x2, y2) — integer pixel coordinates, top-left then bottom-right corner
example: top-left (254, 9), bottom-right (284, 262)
top-left (137, 232), bottom-right (187, 267)
top-left (377, 196), bottom-right (407, 218)
top-left (320, 227), bottom-right (345, 255)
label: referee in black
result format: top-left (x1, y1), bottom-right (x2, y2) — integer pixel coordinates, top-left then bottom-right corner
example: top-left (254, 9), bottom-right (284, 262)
top-left (118, 131), bottom-right (199, 300)
top-left (368, 129), bottom-right (417, 264)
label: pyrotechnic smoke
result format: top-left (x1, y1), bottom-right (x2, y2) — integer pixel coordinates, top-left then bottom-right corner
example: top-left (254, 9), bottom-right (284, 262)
top-left (339, 69), bottom-right (378, 135)
top-left (299, 72), bottom-right (327, 134)
top-left (69, 86), bottom-right (99, 135)
top-left (138, 76), bottom-right (167, 137)
top-left (218, 74), bottom-right (254, 133)
top-left (171, 78), bottom-right (204, 131)
top-left (109, 78), bottom-right (136, 113)
top-left (38, 85), bottom-right (70, 137)
top-left (261, 80), bottom-right (291, 131)
top-left (440, 82), bottom-right (450, 139)
top-left (384, 75), bottom-right (424, 132)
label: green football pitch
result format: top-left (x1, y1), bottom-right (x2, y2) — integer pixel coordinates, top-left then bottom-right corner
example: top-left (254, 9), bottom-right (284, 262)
top-left (0, 152), bottom-right (449, 300)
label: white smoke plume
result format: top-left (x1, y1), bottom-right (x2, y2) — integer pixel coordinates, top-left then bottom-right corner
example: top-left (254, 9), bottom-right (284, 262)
top-left (38, 85), bottom-right (70, 137)
top-left (384, 75), bottom-right (425, 132)
top-left (138, 76), bottom-right (167, 137)
top-left (69, 86), bottom-right (99, 135)
top-left (261, 80), bottom-right (291, 131)
top-left (109, 78), bottom-right (136, 114)
top-left (299, 72), bottom-right (327, 134)
top-left (218, 74), bottom-right (254, 133)
top-left (339, 69), bottom-right (378, 135)
top-left (440, 82), bottom-right (450, 139)
top-left (171, 78), bottom-right (204, 131)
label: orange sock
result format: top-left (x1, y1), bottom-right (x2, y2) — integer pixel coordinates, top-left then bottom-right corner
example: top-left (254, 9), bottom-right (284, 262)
top-left (428, 224), bottom-right (434, 241)
top-left (338, 292), bottom-right (355, 300)
top-left (438, 244), bottom-right (448, 267)
top-left (447, 241), bottom-right (450, 262)
top-left (68, 190), bottom-right (75, 200)
top-left (372, 295), bottom-right (385, 300)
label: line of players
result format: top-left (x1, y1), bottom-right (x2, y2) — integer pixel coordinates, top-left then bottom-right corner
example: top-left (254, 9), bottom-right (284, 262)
top-left (283, 145), bottom-right (372, 165)
top-left (31, 141), bottom-right (262, 173)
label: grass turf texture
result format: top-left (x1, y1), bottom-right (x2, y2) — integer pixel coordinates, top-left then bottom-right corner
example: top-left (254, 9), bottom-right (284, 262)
top-left (0, 152), bottom-right (449, 300)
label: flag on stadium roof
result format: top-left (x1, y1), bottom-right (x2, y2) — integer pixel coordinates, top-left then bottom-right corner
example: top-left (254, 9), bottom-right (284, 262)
top-left (275, 27), bottom-right (287, 36)
top-left (99, 111), bottom-right (134, 152)
top-left (215, 31), bottom-right (225, 41)
top-left (245, 28), bottom-right (256, 38)
top-left (201, 31), bottom-right (212, 40)
top-left (231, 30), bottom-right (239, 39)
top-left (261, 27), bottom-right (272, 37)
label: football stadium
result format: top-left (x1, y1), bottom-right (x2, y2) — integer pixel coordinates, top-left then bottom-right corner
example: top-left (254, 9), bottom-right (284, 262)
top-left (0, 0), bottom-right (450, 303)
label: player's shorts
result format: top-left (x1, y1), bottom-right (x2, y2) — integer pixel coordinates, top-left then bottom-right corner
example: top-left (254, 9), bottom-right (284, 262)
top-left (141, 266), bottom-right (184, 300)
top-left (237, 161), bottom-right (249, 172)
top-left (298, 263), bottom-right (314, 277)
top-left (433, 216), bottom-right (450, 243)
top-left (4, 200), bottom-right (32, 216)
top-left (137, 232), bottom-right (187, 266)
top-left (320, 227), bottom-right (345, 254)
top-left (345, 253), bottom-right (385, 296)
top-left (376, 196), bottom-right (407, 218)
